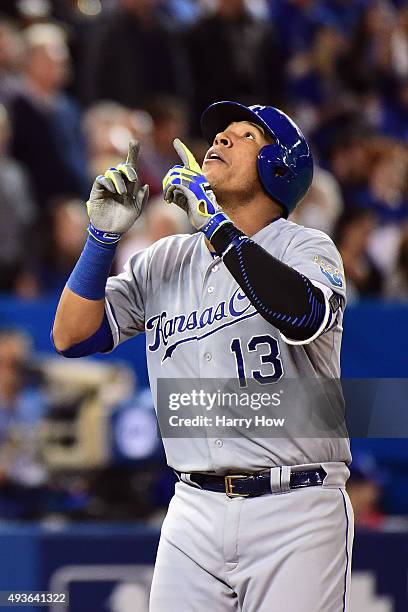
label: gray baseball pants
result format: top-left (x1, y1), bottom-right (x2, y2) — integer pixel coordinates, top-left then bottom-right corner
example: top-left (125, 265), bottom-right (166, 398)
top-left (150, 463), bottom-right (354, 612)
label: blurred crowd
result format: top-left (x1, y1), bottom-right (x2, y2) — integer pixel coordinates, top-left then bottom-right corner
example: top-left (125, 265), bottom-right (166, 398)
top-left (0, 0), bottom-right (406, 300)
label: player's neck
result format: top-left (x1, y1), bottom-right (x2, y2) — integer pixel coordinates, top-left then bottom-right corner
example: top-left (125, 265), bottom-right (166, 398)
top-left (226, 200), bottom-right (283, 237)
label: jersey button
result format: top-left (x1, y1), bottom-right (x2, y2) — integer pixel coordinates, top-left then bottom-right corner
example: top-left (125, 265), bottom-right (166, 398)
top-left (212, 265), bottom-right (219, 273)
top-left (204, 353), bottom-right (212, 362)
top-left (208, 286), bottom-right (214, 294)
top-left (215, 439), bottom-right (223, 448)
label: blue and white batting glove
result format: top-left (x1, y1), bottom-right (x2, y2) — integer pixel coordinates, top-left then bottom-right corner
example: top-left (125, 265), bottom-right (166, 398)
top-left (162, 139), bottom-right (231, 241)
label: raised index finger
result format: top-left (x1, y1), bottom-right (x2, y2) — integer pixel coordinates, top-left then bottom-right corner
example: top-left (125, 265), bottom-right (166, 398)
top-left (126, 140), bottom-right (141, 169)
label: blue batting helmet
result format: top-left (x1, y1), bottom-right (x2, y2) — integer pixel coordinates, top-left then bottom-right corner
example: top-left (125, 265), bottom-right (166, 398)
top-left (200, 101), bottom-right (314, 216)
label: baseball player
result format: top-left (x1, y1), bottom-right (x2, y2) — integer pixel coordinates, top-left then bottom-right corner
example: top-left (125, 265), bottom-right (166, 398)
top-left (52, 101), bottom-right (353, 611)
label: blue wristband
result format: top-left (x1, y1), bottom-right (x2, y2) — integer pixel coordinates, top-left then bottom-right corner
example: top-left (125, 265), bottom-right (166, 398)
top-left (67, 231), bottom-right (117, 300)
top-left (201, 212), bottom-right (232, 241)
top-left (88, 222), bottom-right (122, 245)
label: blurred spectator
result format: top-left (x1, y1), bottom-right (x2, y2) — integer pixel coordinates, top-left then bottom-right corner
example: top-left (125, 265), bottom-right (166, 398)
top-left (83, 96), bottom-right (188, 198)
top-left (161, 0), bottom-right (202, 25)
top-left (83, 101), bottom-right (146, 176)
top-left (320, 0), bottom-right (366, 34)
top-left (39, 197), bottom-right (87, 294)
top-left (270, 0), bottom-right (326, 59)
top-left (186, 0), bottom-right (284, 131)
top-left (79, 0), bottom-right (189, 108)
top-left (391, 5), bottom-right (408, 79)
top-left (350, 139), bottom-right (408, 276)
top-left (0, 329), bottom-right (46, 443)
top-left (290, 166), bottom-right (343, 236)
top-left (354, 139), bottom-right (408, 225)
top-left (0, 17), bottom-right (25, 106)
top-left (334, 209), bottom-right (383, 299)
top-left (367, 221), bottom-right (402, 278)
top-left (342, 0), bottom-right (397, 96)
top-left (380, 77), bottom-right (408, 142)
top-left (141, 96), bottom-right (188, 195)
top-left (385, 224), bottom-right (408, 299)
top-left (347, 452), bottom-right (386, 529)
top-left (0, 104), bottom-right (38, 294)
top-left (286, 21), bottom-right (348, 121)
top-left (83, 101), bottom-right (158, 196)
top-left (327, 128), bottom-right (374, 207)
top-left (0, 329), bottom-right (49, 518)
top-left (4, 0), bottom-right (55, 23)
top-left (8, 23), bottom-right (90, 210)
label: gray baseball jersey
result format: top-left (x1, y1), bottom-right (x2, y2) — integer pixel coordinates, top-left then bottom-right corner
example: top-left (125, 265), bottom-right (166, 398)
top-left (105, 218), bottom-right (350, 472)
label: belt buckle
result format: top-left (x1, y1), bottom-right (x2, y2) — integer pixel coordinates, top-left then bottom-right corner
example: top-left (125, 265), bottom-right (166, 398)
top-left (225, 474), bottom-right (250, 498)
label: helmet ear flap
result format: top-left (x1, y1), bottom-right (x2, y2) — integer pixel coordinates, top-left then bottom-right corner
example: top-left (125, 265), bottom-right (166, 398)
top-left (257, 143), bottom-right (291, 215)
top-left (257, 142), bottom-right (313, 216)
top-left (258, 143), bottom-right (290, 175)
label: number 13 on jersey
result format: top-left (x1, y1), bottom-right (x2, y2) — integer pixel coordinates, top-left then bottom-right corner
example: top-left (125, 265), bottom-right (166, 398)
top-left (230, 334), bottom-right (284, 388)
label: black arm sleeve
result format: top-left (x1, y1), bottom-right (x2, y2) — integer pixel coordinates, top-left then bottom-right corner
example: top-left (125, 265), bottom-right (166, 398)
top-left (210, 223), bottom-right (328, 342)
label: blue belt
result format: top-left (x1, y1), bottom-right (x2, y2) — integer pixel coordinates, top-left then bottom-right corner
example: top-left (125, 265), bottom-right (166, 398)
top-left (177, 468), bottom-right (326, 498)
